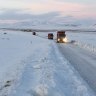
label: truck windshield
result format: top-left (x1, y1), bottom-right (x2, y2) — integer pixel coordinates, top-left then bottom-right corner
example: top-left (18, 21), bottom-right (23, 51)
top-left (59, 34), bottom-right (65, 37)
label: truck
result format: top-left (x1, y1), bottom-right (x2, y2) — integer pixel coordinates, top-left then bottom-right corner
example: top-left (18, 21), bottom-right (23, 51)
top-left (33, 32), bottom-right (36, 35)
top-left (48, 33), bottom-right (53, 39)
top-left (57, 31), bottom-right (67, 43)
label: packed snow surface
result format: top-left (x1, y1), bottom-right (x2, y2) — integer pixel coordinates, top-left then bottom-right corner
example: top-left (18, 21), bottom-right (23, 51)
top-left (0, 30), bottom-right (95, 96)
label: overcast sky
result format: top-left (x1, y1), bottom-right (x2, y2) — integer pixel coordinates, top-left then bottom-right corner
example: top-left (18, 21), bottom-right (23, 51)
top-left (0, 0), bottom-right (96, 26)
top-left (0, 0), bottom-right (96, 16)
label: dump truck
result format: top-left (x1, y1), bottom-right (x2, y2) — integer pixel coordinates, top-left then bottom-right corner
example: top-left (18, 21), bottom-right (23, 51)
top-left (57, 31), bottom-right (67, 43)
top-left (48, 33), bottom-right (53, 39)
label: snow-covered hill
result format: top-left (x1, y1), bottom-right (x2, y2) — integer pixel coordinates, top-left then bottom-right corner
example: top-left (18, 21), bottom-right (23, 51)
top-left (0, 11), bottom-right (96, 30)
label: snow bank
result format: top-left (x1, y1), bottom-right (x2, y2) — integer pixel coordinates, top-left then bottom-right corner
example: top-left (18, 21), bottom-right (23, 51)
top-left (67, 32), bottom-right (96, 52)
top-left (73, 41), bottom-right (96, 52)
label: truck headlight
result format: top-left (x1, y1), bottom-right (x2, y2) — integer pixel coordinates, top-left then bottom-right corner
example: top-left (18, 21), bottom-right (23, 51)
top-left (58, 38), bottom-right (60, 41)
top-left (63, 37), bottom-right (67, 42)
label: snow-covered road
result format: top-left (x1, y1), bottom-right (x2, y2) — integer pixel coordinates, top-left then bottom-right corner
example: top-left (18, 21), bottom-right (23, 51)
top-left (58, 43), bottom-right (96, 94)
top-left (0, 31), bottom-right (95, 96)
top-left (10, 41), bottom-right (94, 96)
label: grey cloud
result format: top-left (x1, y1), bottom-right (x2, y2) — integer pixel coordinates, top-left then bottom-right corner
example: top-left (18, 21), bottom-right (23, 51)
top-left (0, 9), bottom-right (62, 28)
top-left (0, 9), bottom-right (60, 20)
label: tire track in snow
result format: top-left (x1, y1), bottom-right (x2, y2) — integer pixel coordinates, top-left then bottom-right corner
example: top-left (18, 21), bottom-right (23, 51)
top-left (10, 41), bottom-right (56, 96)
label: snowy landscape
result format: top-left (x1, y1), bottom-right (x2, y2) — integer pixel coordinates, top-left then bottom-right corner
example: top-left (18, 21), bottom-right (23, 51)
top-left (0, 0), bottom-right (96, 95)
top-left (0, 29), bottom-right (96, 96)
